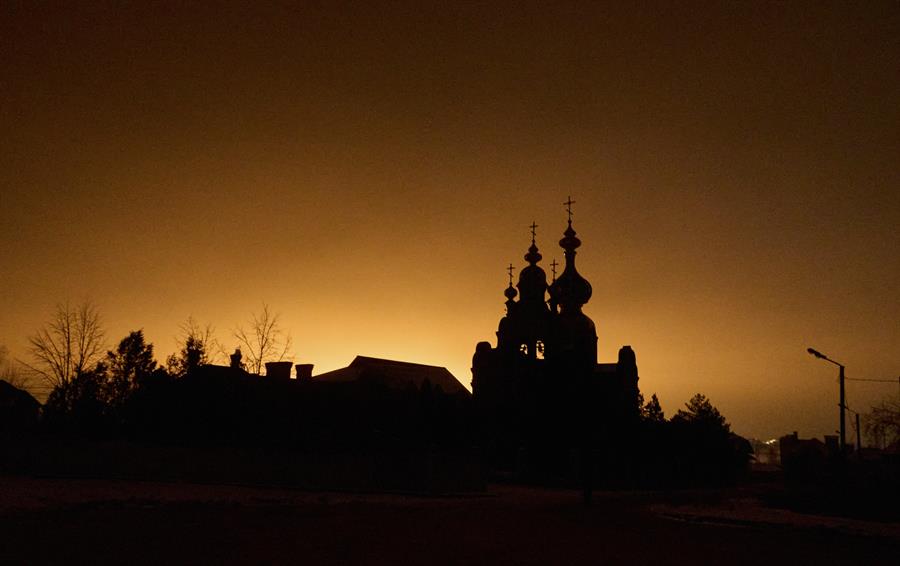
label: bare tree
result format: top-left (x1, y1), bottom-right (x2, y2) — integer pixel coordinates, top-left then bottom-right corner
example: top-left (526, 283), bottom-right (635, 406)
top-left (232, 304), bottom-right (292, 375)
top-left (23, 300), bottom-right (105, 388)
top-left (166, 316), bottom-right (219, 377)
top-left (864, 396), bottom-right (900, 449)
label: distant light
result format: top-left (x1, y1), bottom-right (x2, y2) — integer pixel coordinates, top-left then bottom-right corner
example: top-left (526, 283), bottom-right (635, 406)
top-left (764, 439), bottom-right (778, 445)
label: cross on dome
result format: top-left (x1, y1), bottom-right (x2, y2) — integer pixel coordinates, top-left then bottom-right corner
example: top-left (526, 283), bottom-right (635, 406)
top-left (564, 196), bottom-right (576, 223)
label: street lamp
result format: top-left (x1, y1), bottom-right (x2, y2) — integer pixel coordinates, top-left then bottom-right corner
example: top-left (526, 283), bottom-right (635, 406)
top-left (807, 347), bottom-right (846, 453)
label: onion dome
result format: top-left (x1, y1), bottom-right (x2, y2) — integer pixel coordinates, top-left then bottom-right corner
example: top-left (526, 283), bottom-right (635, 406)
top-left (517, 233), bottom-right (548, 304)
top-left (504, 281), bottom-right (518, 313)
top-left (547, 259), bottom-right (559, 312)
top-left (524, 241), bottom-right (542, 265)
top-left (503, 263), bottom-right (518, 313)
top-left (559, 221), bottom-right (581, 252)
top-left (549, 220), bottom-right (592, 312)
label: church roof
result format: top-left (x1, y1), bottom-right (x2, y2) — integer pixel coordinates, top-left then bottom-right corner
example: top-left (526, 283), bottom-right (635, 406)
top-left (313, 356), bottom-right (469, 395)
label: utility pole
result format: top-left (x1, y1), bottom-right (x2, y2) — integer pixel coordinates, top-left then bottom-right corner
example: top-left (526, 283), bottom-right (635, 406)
top-left (807, 348), bottom-right (847, 455)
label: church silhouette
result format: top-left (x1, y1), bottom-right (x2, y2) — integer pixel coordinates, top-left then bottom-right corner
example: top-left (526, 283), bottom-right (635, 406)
top-left (472, 198), bottom-right (640, 481)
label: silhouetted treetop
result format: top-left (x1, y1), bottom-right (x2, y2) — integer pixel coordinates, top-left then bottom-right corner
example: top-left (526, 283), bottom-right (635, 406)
top-left (24, 300), bottom-right (105, 388)
top-left (864, 396), bottom-right (900, 449)
top-left (166, 316), bottom-right (217, 378)
top-left (106, 330), bottom-right (156, 405)
top-left (233, 304), bottom-right (292, 376)
top-left (43, 362), bottom-right (110, 433)
top-left (673, 393), bottom-right (729, 432)
top-left (642, 393), bottom-right (665, 423)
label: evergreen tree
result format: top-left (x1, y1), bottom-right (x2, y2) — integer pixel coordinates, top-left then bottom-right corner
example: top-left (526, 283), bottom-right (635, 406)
top-left (106, 330), bottom-right (156, 406)
top-left (673, 393), bottom-right (728, 431)
top-left (642, 393), bottom-right (666, 423)
top-left (166, 317), bottom-right (216, 378)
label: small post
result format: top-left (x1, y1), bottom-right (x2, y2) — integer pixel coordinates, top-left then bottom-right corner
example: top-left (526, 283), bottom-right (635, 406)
top-left (580, 369), bottom-right (593, 507)
top-left (856, 412), bottom-right (862, 460)
top-left (582, 444), bottom-right (593, 507)
top-left (839, 364), bottom-right (846, 453)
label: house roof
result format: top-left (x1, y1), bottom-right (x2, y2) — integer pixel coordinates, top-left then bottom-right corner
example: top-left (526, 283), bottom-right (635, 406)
top-left (0, 379), bottom-right (40, 410)
top-left (313, 356), bottom-right (469, 395)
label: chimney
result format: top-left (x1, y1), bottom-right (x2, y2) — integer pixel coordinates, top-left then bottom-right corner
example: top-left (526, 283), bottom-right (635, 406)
top-left (295, 364), bottom-right (314, 381)
top-left (230, 348), bottom-right (243, 369)
top-left (264, 361), bottom-right (293, 380)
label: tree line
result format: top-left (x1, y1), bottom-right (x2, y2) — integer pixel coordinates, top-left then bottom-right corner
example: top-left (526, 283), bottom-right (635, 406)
top-left (7, 300), bottom-right (292, 401)
top-left (3, 300), bottom-right (897, 453)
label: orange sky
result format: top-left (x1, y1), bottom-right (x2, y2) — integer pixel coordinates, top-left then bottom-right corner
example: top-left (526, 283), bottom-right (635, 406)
top-left (1, 3), bottom-right (898, 440)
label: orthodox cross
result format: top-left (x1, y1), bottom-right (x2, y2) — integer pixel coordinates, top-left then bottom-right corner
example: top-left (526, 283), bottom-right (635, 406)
top-left (529, 221), bottom-right (538, 242)
top-left (550, 259), bottom-right (558, 279)
top-left (506, 263), bottom-right (515, 286)
top-left (564, 195), bottom-right (576, 222)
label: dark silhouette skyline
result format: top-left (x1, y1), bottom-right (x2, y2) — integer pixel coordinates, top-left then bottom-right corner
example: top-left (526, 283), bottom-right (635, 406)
top-left (2, 3), bottom-right (898, 442)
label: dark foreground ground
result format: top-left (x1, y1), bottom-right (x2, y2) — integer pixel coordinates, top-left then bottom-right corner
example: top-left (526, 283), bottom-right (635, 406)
top-left (0, 476), bottom-right (897, 565)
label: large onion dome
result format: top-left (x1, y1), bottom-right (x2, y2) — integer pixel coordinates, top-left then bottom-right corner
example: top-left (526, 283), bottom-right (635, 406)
top-left (548, 220), bottom-right (592, 312)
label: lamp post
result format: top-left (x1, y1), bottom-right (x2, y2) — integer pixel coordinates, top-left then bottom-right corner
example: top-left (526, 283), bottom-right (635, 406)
top-left (807, 347), bottom-right (846, 453)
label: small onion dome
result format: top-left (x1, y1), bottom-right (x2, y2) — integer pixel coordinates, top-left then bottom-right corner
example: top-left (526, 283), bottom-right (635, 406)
top-left (524, 241), bottom-right (542, 265)
top-left (517, 238), bottom-right (548, 303)
top-left (504, 283), bottom-right (518, 314)
top-left (559, 222), bottom-right (581, 251)
top-left (547, 278), bottom-right (560, 303)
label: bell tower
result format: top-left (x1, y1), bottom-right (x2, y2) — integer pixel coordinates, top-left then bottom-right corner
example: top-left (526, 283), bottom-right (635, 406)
top-left (496, 222), bottom-right (553, 360)
top-left (548, 197), bottom-right (597, 366)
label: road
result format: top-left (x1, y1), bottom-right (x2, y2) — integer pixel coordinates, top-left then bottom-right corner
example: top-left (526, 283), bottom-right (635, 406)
top-left (0, 477), bottom-right (896, 565)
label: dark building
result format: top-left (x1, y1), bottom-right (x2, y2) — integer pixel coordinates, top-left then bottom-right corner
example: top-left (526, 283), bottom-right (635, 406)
top-left (0, 380), bottom-right (40, 433)
top-left (472, 209), bottom-right (640, 477)
top-left (173, 352), bottom-right (472, 451)
top-left (315, 356), bottom-right (468, 395)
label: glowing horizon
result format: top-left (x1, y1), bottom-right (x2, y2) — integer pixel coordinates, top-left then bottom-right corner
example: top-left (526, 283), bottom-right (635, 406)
top-left (2, 3), bottom-right (898, 442)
